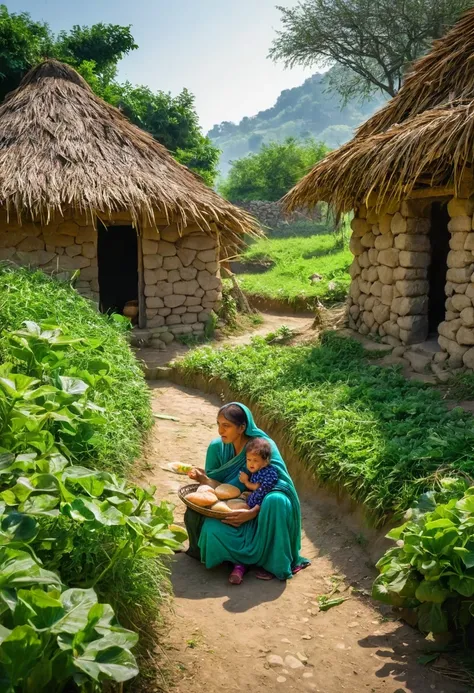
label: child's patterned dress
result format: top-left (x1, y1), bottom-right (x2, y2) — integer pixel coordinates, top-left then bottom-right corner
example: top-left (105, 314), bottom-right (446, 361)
top-left (246, 465), bottom-right (279, 509)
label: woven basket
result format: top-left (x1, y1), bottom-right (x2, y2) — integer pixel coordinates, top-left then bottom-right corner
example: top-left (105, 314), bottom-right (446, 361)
top-left (178, 483), bottom-right (230, 520)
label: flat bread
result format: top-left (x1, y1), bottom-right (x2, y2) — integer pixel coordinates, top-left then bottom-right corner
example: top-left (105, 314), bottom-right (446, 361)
top-left (197, 484), bottom-right (216, 494)
top-left (186, 490), bottom-right (217, 507)
top-left (227, 499), bottom-right (248, 510)
top-left (215, 483), bottom-right (241, 500)
top-left (211, 501), bottom-right (231, 513)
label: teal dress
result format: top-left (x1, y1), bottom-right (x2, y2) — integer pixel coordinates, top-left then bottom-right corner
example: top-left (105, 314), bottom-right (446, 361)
top-left (184, 403), bottom-right (307, 580)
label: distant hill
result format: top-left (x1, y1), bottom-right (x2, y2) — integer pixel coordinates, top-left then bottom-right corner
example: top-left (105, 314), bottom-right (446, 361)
top-left (208, 71), bottom-right (385, 177)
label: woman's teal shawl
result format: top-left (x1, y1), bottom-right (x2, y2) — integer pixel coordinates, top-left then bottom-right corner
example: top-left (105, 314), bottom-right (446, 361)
top-left (205, 403), bottom-right (302, 552)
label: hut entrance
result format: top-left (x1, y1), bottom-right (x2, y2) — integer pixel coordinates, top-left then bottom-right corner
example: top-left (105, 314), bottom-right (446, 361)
top-left (97, 225), bottom-right (139, 316)
top-left (428, 202), bottom-right (450, 332)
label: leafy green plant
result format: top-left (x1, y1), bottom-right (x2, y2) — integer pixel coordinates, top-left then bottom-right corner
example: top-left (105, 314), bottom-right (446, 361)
top-left (373, 482), bottom-right (474, 639)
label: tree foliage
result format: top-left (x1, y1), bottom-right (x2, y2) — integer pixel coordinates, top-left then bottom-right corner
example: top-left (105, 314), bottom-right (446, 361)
top-left (219, 137), bottom-right (329, 201)
top-left (270, 0), bottom-right (474, 101)
top-left (0, 4), bottom-right (219, 185)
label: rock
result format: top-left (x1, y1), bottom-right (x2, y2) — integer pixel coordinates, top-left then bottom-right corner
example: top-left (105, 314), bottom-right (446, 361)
top-left (366, 266), bottom-right (378, 282)
top-left (373, 304), bottom-right (390, 324)
top-left (76, 228), bottom-right (96, 244)
top-left (177, 248), bottom-right (196, 267)
top-left (450, 232), bottom-right (469, 250)
top-left (431, 363), bottom-right (451, 382)
top-left (358, 250), bottom-right (370, 268)
top-left (155, 281), bottom-right (173, 298)
top-left (368, 248), bottom-right (379, 265)
top-left (454, 282), bottom-right (469, 294)
top-left (173, 279), bottom-right (200, 296)
top-left (379, 214), bottom-right (393, 235)
top-left (399, 251), bottom-right (430, 268)
top-left (351, 218), bottom-right (370, 237)
top-left (370, 281), bottom-right (382, 297)
top-left (181, 233), bottom-right (216, 250)
top-left (146, 296), bottom-right (164, 309)
top-left (374, 233), bottom-right (393, 250)
top-left (467, 284), bottom-right (474, 299)
top-left (157, 240), bottom-right (176, 257)
top-left (158, 308), bottom-right (171, 316)
top-left (391, 213), bottom-right (407, 235)
top-left (197, 249), bottom-right (217, 263)
top-left (44, 233), bottom-right (75, 248)
top-left (397, 315), bottom-right (428, 343)
top-left (160, 225), bottom-right (180, 242)
top-left (395, 280), bottom-right (429, 297)
top-left (16, 236), bottom-right (45, 252)
top-left (463, 347), bottom-right (474, 369)
top-left (362, 311), bottom-right (375, 328)
top-left (448, 197), bottom-right (474, 217)
top-left (150, 338), bottom-right (166, 350)
top-left (57, 255), bottom-right (90, 269)
top-left (448, 216), bottom-right (472, 233)
top-left (144, 269), bottom-right (158, 285)
top-left (448, 250), bottom-right (474, 268)
top-left (166, 314), bottom-right (182, 325)
top-left (296, 652), bottom-right (308, 664)
top-left (147, 316), bottom-right (165, 328)
top-left (393, 267), bottom-right (426, 280)
top-left (438, 334), bottom-right (468, 360)
top-left (377, 265), bottom-right (393, 285)
top-left (434, 350), bottom-right (449, 363)
top-left (160, 331), bottom-right (175, 344)
top-left (461, 306), bottom-right (474, 326)
top-left (197, 270), bottom-right (220, 291)
top-left (406, 217), bottom-right (431, 234)
top-left (400, 199), bottom-right (431, 218)
top-left (163, 256), bottom-right (181, 270)
top-left (170, 324), bottom-right (193, 334)
top-left (267, 655), bottom-right (284, 667)
top-left (167, 270), bottom-right (181, 283)
top-left (284, 655), bottom-right (304, 670)
top-left (404, 350), bottom-right (432, 373)
top-left (381, 284), bottom-right (394, 306)
top-left (349, 236), bottom-right (364, 255)
top-left (276, 677), bottom-right (287, 684)
top-left (447, 266), bottom-right (474, 283)
top-left (378, 248), bottom-right (399, 268)
top-left (360, 231), bottom-right (376, 248)
top-left (394, 234), bottom-right (430, 251)
top-left (456, 326), bottom-right (474, 345)
top-left (142, 239), bottom-right (158, 255)
top-left (392, 346), bottom-right (406, 357)
top-left (144, 254), bottom-right (163, 270)
top-left (451, 293), bottom-right (471, 312)
top-left (439, 319), bottom-right (462, 341)
top-left (392, 296), bottom-right (428, 316)
top-left (58, 221), bottom-right (79, 236)
top-left (180, 266), bottom-right (197, 280)
top-left (164, 294), bottom-right (186, 308)
top-left (464, 233), bottom-right (474, 251)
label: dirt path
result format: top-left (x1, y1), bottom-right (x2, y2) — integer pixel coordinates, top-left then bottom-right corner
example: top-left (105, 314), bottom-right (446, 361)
top-left (139, 380), bottom-right (465, 693)
top-left (136, 311), bottom-right (315, 371)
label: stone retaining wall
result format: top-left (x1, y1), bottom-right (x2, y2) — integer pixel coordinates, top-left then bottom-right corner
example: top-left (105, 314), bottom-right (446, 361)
top-left (346, 195), bottom-right (474, 369)
top-left (233, 200), bottom-right (321, 229)
top-left (0, 210), bottom-right (223, 348)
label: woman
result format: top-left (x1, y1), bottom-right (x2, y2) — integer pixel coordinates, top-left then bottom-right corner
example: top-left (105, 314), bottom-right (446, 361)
top-left (185, 402), bottom-right (309, 584)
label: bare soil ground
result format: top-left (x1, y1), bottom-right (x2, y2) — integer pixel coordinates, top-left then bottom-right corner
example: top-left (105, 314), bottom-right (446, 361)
top-left (137, 373), bottom-right (466, 693)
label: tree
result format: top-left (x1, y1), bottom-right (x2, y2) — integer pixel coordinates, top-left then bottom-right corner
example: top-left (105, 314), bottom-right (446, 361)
top-left (269, 0), bottom-right (474, 101)
top-left (0, 5), bottom-right (219, 185)
top-left (219, 138), bottom-right (329, 201)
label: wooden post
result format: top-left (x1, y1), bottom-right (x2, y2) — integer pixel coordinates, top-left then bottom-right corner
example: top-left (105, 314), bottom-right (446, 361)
top-left (137, 232), bottom-right (146, 329)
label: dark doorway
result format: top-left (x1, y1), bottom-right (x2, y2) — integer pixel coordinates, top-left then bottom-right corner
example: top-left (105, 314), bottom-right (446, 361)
top-left (428, 202), bottom-right (450, 332)
top-left (97, 224), bottom-right (138, 315)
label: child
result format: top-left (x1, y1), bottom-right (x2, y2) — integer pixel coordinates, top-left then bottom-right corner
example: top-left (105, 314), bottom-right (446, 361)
top-left (239, 438), bottom-right (278, 509)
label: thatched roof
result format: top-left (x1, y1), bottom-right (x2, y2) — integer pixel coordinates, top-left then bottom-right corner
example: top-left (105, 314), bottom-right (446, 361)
top-left (0, 60), bottom-right (259, 240)
top-left (285, 8), bottom-right (474, 214)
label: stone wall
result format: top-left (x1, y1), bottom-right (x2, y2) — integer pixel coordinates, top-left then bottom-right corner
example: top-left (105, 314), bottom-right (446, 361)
top-left (347, 199), bottom-right (431, 347)
top-left (0, 210), bottom-right (222, 348)
top-left (141, 222), bottom-right (221, 347)
top-left (0, 211), bottom-right (100, 302)
top-left (233, 200), bottom-right (321, 230)
top-left (346, 194), bottom-right (474, 370)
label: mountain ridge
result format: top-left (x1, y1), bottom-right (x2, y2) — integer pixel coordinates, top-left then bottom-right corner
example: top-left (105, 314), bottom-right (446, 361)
top-left (208, 71), bottom-right (385, 176)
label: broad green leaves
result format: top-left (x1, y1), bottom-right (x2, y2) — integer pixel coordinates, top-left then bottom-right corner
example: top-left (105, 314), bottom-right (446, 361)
top-left (0, 321), bottom-right (186, 689)
top-left (373, 485), bottom-right (474, 637)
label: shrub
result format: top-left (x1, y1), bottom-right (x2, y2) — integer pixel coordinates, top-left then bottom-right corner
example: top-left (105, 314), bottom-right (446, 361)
top-left (0, 265), bottom-right (152, 473)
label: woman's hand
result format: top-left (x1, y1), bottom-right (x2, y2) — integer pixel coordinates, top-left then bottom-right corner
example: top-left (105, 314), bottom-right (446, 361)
top-left (222, 506), bottom-right (260, 527)
top-left (187, 467), bottom-right (206, 483)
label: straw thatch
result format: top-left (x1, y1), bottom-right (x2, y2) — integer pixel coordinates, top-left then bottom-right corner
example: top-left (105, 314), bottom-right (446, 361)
top-left (0, 60), bottom-right (259, 241)
top-left (284, 8), bottom-right (474, 214)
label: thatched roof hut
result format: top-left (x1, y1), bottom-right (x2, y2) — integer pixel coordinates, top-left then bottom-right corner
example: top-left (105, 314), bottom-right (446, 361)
top-left (0, 60), bottom-right (259, 339)
top-left (284, 9), bottom-right (474, 371)
top-left (284, 9), bottom-right (474, 215)
top-left (0, 60), bottom-right (257, 239)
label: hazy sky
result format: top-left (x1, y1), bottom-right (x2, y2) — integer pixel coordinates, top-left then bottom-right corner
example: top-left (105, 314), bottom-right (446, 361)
top-left (9, 0), bottom-right (316, 131)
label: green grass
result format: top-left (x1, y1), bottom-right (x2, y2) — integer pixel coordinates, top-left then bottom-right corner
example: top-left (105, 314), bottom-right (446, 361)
top-left (237, 225), bottom-right (352, 304)
top-left (179, 332), bottom-right (474, 522)
top-left (0, 265), bottom-right (152, 473)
